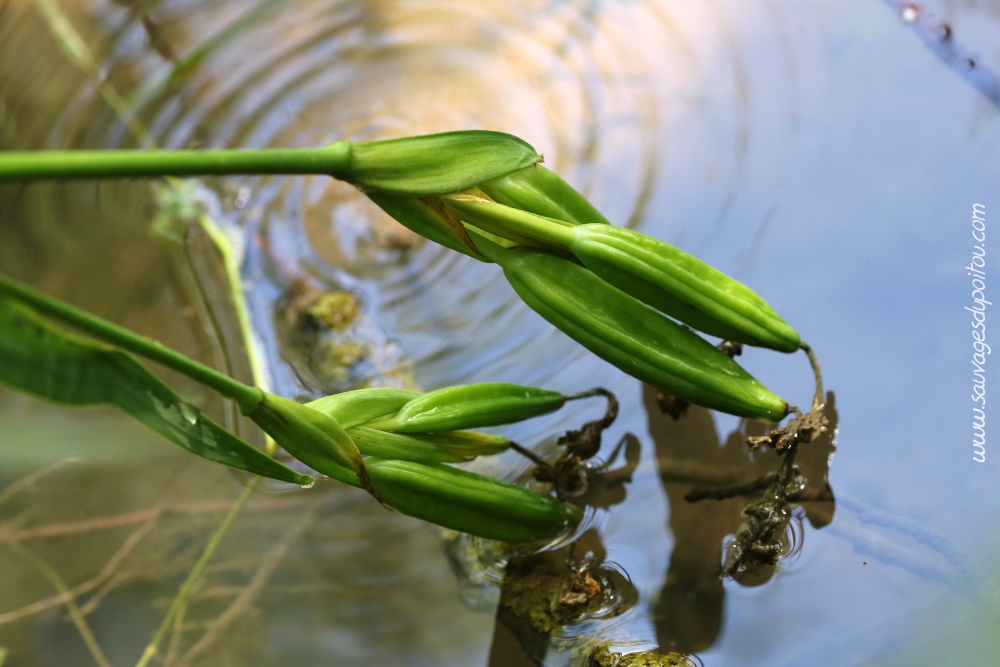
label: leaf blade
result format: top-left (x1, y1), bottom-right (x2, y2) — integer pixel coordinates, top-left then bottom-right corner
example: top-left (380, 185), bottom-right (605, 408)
top-left (0, 296), bottom-right (311, 485)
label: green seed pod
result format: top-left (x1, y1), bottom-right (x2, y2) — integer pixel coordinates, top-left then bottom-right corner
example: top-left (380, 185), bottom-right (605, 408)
top-left (366, 382), bottom-right (566, 433)
top-left (246, 393), bottom-right (375, 493)
top-left (478, 164), bottom-right (610, 226)
top-left (347, 427), bottom-right (510, 464)
top-left (468, 230), bottom-right (788, 421)
top-left (566, 225), bottom-right (800, 352)
top-left (307, 387), bottom-right (422, 429)
top-left (448, 198), bottom-right (800, 353)
top-left (364, 458), bottom-right (582, 542)
top-left (308, 387), bottom-right (517, 463)
top-left (342, 131), bottom-right (540, 195)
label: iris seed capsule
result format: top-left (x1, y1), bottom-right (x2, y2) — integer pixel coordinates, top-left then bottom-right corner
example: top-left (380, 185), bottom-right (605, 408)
top-left (364, 458), bottom-right (583, 543)
top-left (308, 387), bottom-right (422, 429)
top-left (468, 230), bottom-right (788, 421)
top-left (448, 198), bottom-right (800, 353)
top-left (567, 225), bottom-right (801, 352)
top-left (366, 382), bottom-right (566, 433)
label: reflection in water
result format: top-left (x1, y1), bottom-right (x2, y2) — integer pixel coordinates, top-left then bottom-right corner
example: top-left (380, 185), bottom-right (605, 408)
top-left (486, 528), bottom-right (638, 667)
top-left (272, 275), bottom-right (413, 393)
top-left (645, 384), bottom-right (837, 654)
top-left (881, 0), bottom-right (1000, 108)
top-left (476, 429), bottom-right (642, 665)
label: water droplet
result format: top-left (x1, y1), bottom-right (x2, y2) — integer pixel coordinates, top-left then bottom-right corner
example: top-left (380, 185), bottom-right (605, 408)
top-left (900, 4), bottom-right (918, 23)
top-left (300, 479), bottom-right (316, 489)
top-left (234, 186), bottom-right (250, 209)
top-left (179, 403), bottom-right (199, 425)
top-left (785, 473), bottom-right (807, 494)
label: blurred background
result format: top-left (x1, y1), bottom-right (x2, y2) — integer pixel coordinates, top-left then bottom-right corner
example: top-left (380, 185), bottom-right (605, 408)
top-left (1, 0), bottom-right (998, 665)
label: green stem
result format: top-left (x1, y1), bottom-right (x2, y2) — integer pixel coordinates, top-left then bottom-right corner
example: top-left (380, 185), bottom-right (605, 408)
top-left (134, 483), bottom-right (254, 667)
top-left (446, 196), bottom-right (576, 249)
top-left (0, 273), bottom-right (264, 414)
top-left (0, 144), bottom-right (351, 181)
top-left (800, 341), bottom-right (824, 411)
top-left (8, 541), bottom-right (113, 667)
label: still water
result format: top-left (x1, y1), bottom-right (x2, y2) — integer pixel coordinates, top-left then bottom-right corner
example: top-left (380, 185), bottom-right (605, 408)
top-left (1, 0), bottom-right (999, 665)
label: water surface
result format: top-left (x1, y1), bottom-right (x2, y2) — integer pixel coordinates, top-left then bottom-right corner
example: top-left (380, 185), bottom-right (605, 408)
top-left (1, 0), bottom-right (999, 665)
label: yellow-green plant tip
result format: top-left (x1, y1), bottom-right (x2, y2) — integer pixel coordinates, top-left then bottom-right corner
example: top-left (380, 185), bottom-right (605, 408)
top-left (345, 131), bottom-right (540, 195)
top-left (365, 458), bottom-right (583, 542)
top-left (366, 382), bottom-right (566, 433)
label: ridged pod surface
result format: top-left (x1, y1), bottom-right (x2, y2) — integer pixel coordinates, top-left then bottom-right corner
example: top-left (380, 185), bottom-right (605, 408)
top-left (446, 198), bottom-right (799, 353)
top-left (364, 458), bottom-right (581, 543)
top-left (569, 225), bottom-right (800, 352)
top-left (345, 131), bottom-right (540, 195)
top-left (308, 386), bottom-right (520, 463)
top-left (471, 233), bottom-right (788, 421)
top-left (366, 382), bottom-right (566, 433)
top-left (308, 387), bottom-right (422, 429)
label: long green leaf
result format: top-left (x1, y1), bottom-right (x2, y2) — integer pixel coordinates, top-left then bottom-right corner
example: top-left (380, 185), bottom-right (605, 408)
top-left (0, 296), bottom-right (311, 485)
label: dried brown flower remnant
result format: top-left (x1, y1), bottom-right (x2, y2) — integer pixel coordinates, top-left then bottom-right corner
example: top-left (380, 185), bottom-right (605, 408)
top-left (556, 562), bottom-right (603, 612)
top-left (522, 388), bottom-right (619, 496)
top-left (746, 408), bottom-right (828, 454)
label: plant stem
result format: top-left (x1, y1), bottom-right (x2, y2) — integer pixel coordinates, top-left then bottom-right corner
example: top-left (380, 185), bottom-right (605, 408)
top-left (446, 196), bottom-right (576, 248)
top-left (31, 0), bottom-right (154, 147)
top-left (0, 457), bottom-right (80, 510)
top-left (32, 0), bottom-right (276, 443)
top-left (133, 483), bottom-right (254, 667)
top-left (0, 273), bottom-right (263, 414)
top-left (0, 145), bottom-right (351, 181)
top-left (8, 541), bottom-right (113, 667)
top-left (800, 342), bottom-right (824, 411)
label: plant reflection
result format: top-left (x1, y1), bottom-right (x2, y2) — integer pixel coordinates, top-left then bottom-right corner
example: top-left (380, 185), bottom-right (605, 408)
top-left (645, 384), bottom-right (838, 653)
top-left (485, 435), bottom-right (642, 666)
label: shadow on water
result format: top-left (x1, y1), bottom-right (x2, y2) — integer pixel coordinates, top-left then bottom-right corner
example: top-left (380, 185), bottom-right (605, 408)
top-left (2, 0), bottom-right (998, 664)
top-left (645, 384), bottom-right (838, 654)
